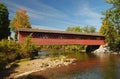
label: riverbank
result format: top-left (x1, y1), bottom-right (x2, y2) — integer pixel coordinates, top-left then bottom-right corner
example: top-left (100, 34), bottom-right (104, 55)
top-left (14, 56), bottom-right (101, 79)
top-left (93, 45), bottom-right (120, 54)
top-left (3, 56), bottom-right (76, 79)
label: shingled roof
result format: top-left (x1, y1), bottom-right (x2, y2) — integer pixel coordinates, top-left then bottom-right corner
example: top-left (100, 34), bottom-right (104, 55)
top-left (18, 28), bottom-right (104, 37)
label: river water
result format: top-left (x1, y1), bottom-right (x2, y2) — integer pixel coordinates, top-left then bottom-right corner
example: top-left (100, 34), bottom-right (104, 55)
top-left (29, 50), bottom-right (120, 79)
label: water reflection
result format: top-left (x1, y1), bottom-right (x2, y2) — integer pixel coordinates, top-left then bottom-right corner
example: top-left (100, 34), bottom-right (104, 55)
top-left (101, 55), bottom-right (120, 79)
top-left (31, 50), bottom-right (120, 79)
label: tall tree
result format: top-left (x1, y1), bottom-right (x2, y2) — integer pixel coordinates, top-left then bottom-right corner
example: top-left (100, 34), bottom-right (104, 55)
top-left (105, 0), bottom-right (120, 34)
top-left (66, 26), bottom-right (82, 32)
top-left (0, 3), bottom-right (10, 40)
top-left (82, 26), bottom-right (96, 33)
top-left (99, 18), bottom-right (117, 47)
top-left (10, 9), bottom-right (31, 39)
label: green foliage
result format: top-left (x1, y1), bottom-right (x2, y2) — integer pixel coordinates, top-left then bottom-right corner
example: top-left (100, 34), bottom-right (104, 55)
top-left (40, 45), bottom-right (86, 52)
top-left (0, 38), bottom-right (42, 71)
top-left (82, 26), bottom-right (96, 33)
top-left (0, 53), bottom-right (8, 70)
top-left (114, 37), bottom-right (120, 51)
top-left (65, 45), bottom-right (85, 51)
top-left (66, 26), bottom-right (96, 33)
top-left (0, 40), bottom-right (21, 61)
top-left (66, 26), bottom-right (82, 32)
top-left (108, 36), bottom-right (120, 51)
top-left (10, 9), bottom-right (31, 39)
top-left (99, 18), bottom-right (117, 45)
top-left (0, 3), bottom-right (10, 40)
top-left (105, 0), bottom-right (120, 34)
top-left (0, 40), bottom-right (21, 71)
top-left (101, 0), bottom-right (120, 51)
top-left (20, 34), bottom-right (40, 59)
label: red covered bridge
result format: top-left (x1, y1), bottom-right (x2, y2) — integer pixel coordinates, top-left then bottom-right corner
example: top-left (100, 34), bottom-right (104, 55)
top-left (17, 28), bottom-right (105, 46)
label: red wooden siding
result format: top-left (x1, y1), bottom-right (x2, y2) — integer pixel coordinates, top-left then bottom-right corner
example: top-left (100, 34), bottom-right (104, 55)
top-left (18, 29), bottom-right (105, 45)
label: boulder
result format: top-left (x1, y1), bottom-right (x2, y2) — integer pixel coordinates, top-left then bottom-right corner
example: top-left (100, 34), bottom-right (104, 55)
top-left (93, 45), bottom-right (111, 53)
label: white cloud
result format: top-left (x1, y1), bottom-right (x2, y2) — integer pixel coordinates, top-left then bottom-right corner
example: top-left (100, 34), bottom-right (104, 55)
top-left (3, 0), bottom-right (68, 20)
top-left (75, 4), bottom-right (102, 30)
top-left (3, 0), bottom-right (78, 26)
top-left (1, 0), bottom-right (103, 31)
top-left (76, 4), bottom-right (102, 19)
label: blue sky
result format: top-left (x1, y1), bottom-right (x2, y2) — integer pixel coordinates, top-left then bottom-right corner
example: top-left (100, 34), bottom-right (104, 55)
top-left (0, 0), bottom-right (111, 31)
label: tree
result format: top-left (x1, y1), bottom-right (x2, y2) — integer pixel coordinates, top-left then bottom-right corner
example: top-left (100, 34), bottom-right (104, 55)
top-left (102, 0), bottom-right (120, 51)
top-left (10, 9), bottom-right (31, 39)
top-left (82, 26), bottom-right (96, 33)
top-left (105, 0), bottom-right (120, 35)
top-left (0, 3), bottom-right (10, 40)
top-left (99, 18), bottom-right (117, 49)
top-left (66, 26), bottom-right (82, 32)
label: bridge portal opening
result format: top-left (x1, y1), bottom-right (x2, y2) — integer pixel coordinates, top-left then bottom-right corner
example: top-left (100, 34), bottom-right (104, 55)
top-left (86, 45), bottom-right (100, 53)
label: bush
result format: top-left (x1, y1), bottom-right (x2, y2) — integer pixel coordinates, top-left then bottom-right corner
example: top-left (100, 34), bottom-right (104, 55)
top-left (0, 40), bottom-right (21, 61)
top-left (108, 37), bottom-right (120, 52)
top-left (0, 53), bottom-right (8, 70)
top-left (20, 35), bottom-right (40, 59)
top-left (115, 37), bottom-right (120, 51)
top-left (0, 38), bottom-right (41, 71)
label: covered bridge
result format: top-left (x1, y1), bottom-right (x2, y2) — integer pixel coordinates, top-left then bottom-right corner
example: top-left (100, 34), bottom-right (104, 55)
top-left (17, 28), bottom-right (105, 46)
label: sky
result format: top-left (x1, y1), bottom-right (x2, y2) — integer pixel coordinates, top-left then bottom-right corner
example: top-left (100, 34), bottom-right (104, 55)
top-left (0, 0), bottom-right (111, 31)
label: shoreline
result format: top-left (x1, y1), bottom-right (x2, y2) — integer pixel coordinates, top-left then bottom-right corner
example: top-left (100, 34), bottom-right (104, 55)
top-left (3, 51), bottom-right (120, 79)
top-left (6, 56), bottom-right (76, 79)
top-left (14, 57), bottom-right (101, 79)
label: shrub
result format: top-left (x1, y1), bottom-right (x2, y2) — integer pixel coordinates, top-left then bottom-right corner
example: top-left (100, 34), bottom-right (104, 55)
top-left (0, 40), bottom-right (21, 61)
top-left (0, 39), bottom-right (22, 71)
top-left (0, 38), bottom-right (41, 71)
top-left (20, 34), bottom-right (40, 59)
top-left (0, 53), bottom-right (8, 70)
top-left (114, 37), bottom-right (120, 51)
top-left (108, 37), bottom-right (120, 52)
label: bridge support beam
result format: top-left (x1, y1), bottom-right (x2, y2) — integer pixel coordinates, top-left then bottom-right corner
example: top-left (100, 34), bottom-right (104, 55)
top-left (86, 45), bottom-right (100, 53)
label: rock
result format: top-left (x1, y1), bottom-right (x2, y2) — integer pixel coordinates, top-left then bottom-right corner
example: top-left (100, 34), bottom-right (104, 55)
top-left (13, 56), bottom-right (76, 79)
top-left (111, 52), bottom-right (118, 54)
top-left (93, 45), bottom-right (111, 54)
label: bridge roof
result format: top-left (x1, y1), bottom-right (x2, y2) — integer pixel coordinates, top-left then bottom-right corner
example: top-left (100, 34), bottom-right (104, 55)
top-left (18, 28), bottom-right (104, 37)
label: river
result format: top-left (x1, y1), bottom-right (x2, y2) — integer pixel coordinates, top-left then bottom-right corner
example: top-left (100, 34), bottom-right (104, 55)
top-left (26, 50), bottom-right (120, 79)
